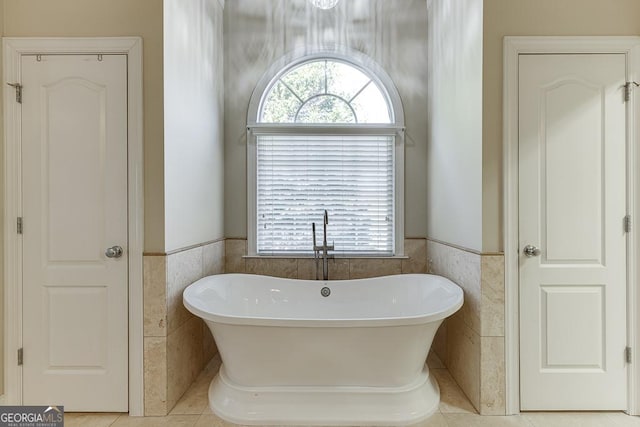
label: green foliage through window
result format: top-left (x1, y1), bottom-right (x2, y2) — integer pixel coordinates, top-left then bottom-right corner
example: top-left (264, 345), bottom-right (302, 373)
top-left (260, 60), bottom-right (391, 124)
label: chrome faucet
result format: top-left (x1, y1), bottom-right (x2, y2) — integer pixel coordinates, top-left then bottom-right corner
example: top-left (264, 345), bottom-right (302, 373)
top-left (312, 210), bottom-right (334, 280)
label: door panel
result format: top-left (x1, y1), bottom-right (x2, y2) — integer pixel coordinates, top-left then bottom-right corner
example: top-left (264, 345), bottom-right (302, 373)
top-left (541, 285), bottom-right (604, 369)
top-left (543, 80), bottom-right (603, 263)
top-left (22, 54), bottom-right (128, 411)
top-left (519, 54), bottom-right (627, 410)
top-left (46, 78), bottom-right (107, 262)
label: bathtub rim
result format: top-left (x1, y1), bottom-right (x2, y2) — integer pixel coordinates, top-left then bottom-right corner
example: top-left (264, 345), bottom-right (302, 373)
top-left (183, 273), bottom-right (463, 328)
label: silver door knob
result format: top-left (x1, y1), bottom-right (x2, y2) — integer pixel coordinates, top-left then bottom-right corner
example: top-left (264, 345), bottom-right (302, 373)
top-left (523, 244), bottom-right (541, 257)
top-left (105, 246), bottom-right (123, 258)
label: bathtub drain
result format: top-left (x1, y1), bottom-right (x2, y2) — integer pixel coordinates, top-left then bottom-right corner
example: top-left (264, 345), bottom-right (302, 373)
top-left (320, 287), bottom-right (331, 297)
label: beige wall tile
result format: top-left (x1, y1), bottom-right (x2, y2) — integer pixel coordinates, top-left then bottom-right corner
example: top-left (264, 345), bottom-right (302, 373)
top-left (144, 246), bottom-right (217, 417)
top-left (297, 258), bottom-right (317, 280)
top-left (447, 312), bottom-right (481, 411)
top-left (202, 240), bottom-right (225, 276)
top-left (427, 350), bottom-right (445, 369)
top-left (299, 257), bottom-right (350, 280)
top-left (402, 238), bottom-right (427, 273)
top-left (202, 321), bottom-right (217, 363)
top-left (245, 258), bottom-right (297, 278)
top-left (432, 368), bottom-right (477, 414)
top-left (433, 320), bottom-right (448, 364)
top-left (144, 337), bottom-right (168, 416)
top-left (224, 239), bottom-right (246, 273)
top-left (166, 247), bottom-right (204, 334)
top-left (169, 379), bottom-right (209, 416)
top-left (328, 258), bottom-right (350, 280)
top-left (480, 336), bottom-right (505, 415)
top-left (144, 256), bottom-right (167, 337)
top-left (427, 240), bottom-right (482, 336)
top-left (169, 357), bottom-right (219, 416)
top-left (349, 258), bottom-right (402, 279)
top-left (426, 240), bottom-right (506, 416)
top-left (167, 317), bottom-right (204, 412)
top-left (481, 255), bottom-right (505, 337)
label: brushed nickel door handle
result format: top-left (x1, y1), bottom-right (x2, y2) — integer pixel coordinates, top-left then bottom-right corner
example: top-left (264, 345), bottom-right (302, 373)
top-left (105, 246), bottom-right (123, 258)
top-left (523, 245), bottom-right (541, 257)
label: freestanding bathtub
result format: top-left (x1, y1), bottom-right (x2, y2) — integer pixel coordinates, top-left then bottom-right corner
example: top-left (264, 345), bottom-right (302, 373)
top-left (183, 273), bottom-right (463, 426)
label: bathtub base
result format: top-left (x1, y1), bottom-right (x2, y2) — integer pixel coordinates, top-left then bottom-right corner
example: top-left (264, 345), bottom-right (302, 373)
top-left (209, 364), bottom-right (440, 426)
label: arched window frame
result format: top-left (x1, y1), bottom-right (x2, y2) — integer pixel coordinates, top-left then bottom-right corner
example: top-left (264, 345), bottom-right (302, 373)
top-left (247, 48), bottom-right (405, 257)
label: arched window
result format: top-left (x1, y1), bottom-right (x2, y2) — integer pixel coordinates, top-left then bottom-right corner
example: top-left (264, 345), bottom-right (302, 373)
top-left (247, 52), bottom-right (404, 256)
top-left (260, 59), bottom-right (392, 124)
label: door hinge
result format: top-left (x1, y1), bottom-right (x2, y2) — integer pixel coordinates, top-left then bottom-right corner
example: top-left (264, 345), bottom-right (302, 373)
top-left (626, 347), bottom-right (632, 364)
top-left (624, 81), bottom-right (639, 102)
top-left (624, 215), bottom-right (631, 233)
top-left (17, 348), bottom-right (23, 366)
top-left (7, 82), bottom-right (22, 104)
top-left (17, 217), bottom-right (23, 235)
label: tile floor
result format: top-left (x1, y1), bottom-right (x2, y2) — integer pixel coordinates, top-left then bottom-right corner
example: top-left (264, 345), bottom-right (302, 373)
top-left (65, 353), bottom-right (640, 427)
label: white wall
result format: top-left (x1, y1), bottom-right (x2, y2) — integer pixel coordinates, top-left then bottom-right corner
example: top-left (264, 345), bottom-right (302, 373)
top-left (426, 0), bottom-right (483, 252)
top-left (164, 0), bottom-right (224, 251)
top-left (223, 0), bottom-right (429, 239)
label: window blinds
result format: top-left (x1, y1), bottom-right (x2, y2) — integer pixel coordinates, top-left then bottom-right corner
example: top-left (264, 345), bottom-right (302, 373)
top-left (256, 134), bottom-right (395, 255)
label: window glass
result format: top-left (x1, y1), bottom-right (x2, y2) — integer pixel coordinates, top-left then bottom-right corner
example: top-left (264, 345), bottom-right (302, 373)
top-left (260, 59), bottom-right (391, 124)
top-left (261, 81), bottom-right (302, 123)
top-left (253, 56), bottom-right (400, 256)
top-left (296, 96), bottom-right (356, 123)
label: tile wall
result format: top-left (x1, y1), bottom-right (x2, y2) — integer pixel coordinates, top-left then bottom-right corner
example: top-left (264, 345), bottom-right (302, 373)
top-left (427, 239), bottom-right (505, 415)
top-left (143, 240), bottom-right (225, 416)
top-left (142, 237), bottom-right (505, 417)
top-left (224, 238), bottom-right (427, 279)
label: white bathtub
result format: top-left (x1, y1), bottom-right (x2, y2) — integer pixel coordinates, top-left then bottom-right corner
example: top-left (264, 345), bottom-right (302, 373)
top-left (183, 273), bottom-right (463, 426)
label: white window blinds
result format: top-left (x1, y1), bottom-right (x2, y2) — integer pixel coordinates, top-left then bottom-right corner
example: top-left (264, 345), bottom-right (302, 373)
top-left (257, 134), bottom-right (395, 255)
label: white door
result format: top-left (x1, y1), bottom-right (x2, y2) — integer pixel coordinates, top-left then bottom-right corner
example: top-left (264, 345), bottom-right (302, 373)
top-left (21, 54), bottom-right (129, 411)
top-left (519, 54), bottom-right (628, 410)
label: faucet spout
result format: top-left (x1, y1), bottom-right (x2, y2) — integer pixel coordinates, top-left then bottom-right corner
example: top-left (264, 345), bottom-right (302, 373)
top-left (323, 210), bottom-right (328, 247)
top-left (312, 210), bottom-right (334, 281)
top-left (312, 222), bottom-right (319, 280)
top-left (312, 222), bottom-right (317, 248)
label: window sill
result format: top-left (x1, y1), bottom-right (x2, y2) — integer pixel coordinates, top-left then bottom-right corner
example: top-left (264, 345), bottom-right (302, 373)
top-left (243, 254), bottom-right (409, 260)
